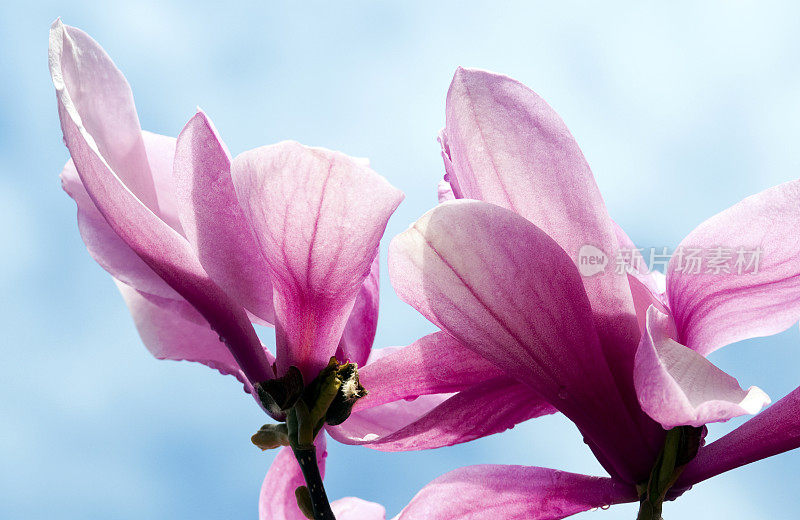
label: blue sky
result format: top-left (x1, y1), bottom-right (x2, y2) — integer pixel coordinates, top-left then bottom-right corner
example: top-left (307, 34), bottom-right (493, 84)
top-left (2, 1), bottom-right (799, 518)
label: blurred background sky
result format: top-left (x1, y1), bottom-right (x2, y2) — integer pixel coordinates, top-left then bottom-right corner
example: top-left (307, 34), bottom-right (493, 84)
top-left (2, 1), bottom-right (799, 519)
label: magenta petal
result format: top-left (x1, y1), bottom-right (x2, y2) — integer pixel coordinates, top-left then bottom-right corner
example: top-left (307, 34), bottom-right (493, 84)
top-left (634, 306), bottom-right (769, 429)
top-left (232, 142), bottom-right (403, 379)
top-left (174, 111), bottom-right (275, 324)
top-left (61, 158), bottom-right (177, 299)
top-left (336, 255), bottom-right (380, 367)
top-left (140, 130), bottom-right (186, 234)
top-left (437, 179), bottom-right (455, 203)
top-left (442, 68), bottom-right (649, 445)
top-left (331, 498), bottom-right (385, 520)
top-left (49, 20), bottom-right (158, 213)
top-left (328, 376), bottom-right (554, 451)
top-left (627, 274), bottom-right (669, 335)
top-left (388, 200), bottom-right (654, 481)
top-left (60, 129), bottom-right (186, 299)
top-left (614, 221), bottom-right (666, 297)
top-left (444, 68), bottom-right (613, 254)
top-left (115, 281), bottom-right (270, 391)
top-left (259, 436), bottom-right (327, 520)
top-left (355, 332), bottom-right (506, 410)
top-left (667, 180), bottom-right (800, 356)
top-left (395, 465), bottom-right (636, 520)
top-left (442, 67), bottom-right (638, 335)
top-left (678, 385), bottom-right (800, 486)
top-left (50, 21), bottom-right (272, 385)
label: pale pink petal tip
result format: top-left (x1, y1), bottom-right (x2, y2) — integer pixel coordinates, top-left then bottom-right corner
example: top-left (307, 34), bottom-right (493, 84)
top-left (635, 306), bottom-right (770, 429)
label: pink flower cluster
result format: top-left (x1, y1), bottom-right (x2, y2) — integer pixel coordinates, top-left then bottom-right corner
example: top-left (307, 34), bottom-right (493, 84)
top-left (51, 19), bottom-right (800, 520)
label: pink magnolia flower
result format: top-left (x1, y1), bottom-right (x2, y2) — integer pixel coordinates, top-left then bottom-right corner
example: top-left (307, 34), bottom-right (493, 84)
top-left (50, 19), bottom-right (402, 519)
top-left (385, 67), bottom-right (800, 518)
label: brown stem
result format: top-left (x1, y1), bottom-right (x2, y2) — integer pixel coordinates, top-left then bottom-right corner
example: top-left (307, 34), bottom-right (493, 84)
top-left (292, 446), bottom-right (336, 520)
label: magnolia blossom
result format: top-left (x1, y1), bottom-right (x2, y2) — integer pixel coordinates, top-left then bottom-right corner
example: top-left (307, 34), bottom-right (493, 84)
top-left (386, 67), bottom-right (800, 518)
top-left (50, 20), bottom-right (403, 519)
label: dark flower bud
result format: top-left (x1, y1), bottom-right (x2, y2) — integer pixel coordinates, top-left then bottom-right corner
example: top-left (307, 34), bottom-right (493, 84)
top-left (325, 361), bottom-right (367, 426)
top-left (255, 366), bottom-right (304, 418)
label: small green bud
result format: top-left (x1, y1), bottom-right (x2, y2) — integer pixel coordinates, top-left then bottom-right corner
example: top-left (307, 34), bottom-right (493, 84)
top-left (250, 423), bottom-right (290, 451)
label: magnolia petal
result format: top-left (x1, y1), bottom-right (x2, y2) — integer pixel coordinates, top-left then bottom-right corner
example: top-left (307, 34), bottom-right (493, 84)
top-left (388, 200), bottom-right (653, 481)
top-left (115, 281), bottom-right (265, 391)
top-left (394, 465), bottom-right (636, 520)
top-left (667, 180), bottom-right (800, 356)
top-left (50, 22), bottom-right (272, 385)
top-left (614, 221), bottom-right (666, 298)
top-left (336, 255), bottom-right (380, 367)
top-left (49, 20), bottom-right (158, 213)
top-left (437, 179), bottom-right (455, 203)
top-left (232, 142), bottom-right (403, 380)
top-left (61, 159), bottom-right (177, 299)
top-left (332, 498), bottom-right (386, 520)
top-left (61, 130), bottom-right (185, 299)
top-left (442, 67), bottom-right (641, 400)
top-left (388, 200), bottom-right (599, 395)
top-left (174, 111), bottom-right (275, 323)
top-left (627, 274), bottom-right (669, 335)
top-left (437, 130), bottom-right (460, 199)
top-left (259, 436), bottom-right (327, 520)
top-left (328, 376), bottom-right (554, 451)
top-left (443, 67), bottom-right (618, 261)
top-left (442, 68), bottom-right (655, 455)
top-left (139, 131), bottom-right (186, 234)
top-left (677, 385), bottom-right (800, 487)
top-left (635, 306), bottom-right (769, 429)
top-left (354, 332), bottom-right (506, 411)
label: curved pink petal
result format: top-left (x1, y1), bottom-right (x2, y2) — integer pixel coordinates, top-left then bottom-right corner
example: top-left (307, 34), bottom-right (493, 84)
top-left (259, 436), bottom-right (327, 520)
top-left (115, 281), bottom-right (272, 392)
top-left (140, 130), bottom-right (185, 234)
top-left (50, 21), bottom-right (272, 385)
top-left (394, 465), bottom-right (636, 520)
top-left (634, 306), bottom-right (769, 429)
top-left (60, 130), bottom-right (185, 299)
top-left (442, 67), bottom-right (641, 400)
top-left (667, 180), bottom-right (800, 356)
top-left (677, 385), bottom-right (800, 487)
top-left (232, 142), bottom-right (403, 380)
top-left (328, 376), bottom-right (554, 451)
top-left (354, 332), bottom-right (506, 411)
top-left (443, 67), bottom-right (619, 263)
top-left (336, 255), bottom-right (380, 367)
top-left (331, 498), bottom-right (385, 520)
top-left (61, 159), bottom-right (177, 299)
top-left (613, 221), bottom-right (666, 297)
top-left (49, 20), bottom-right (158, 213)
top-left (627, 274), bottom-right (669, 335)
top-left (173, 111), bottom-right (275, 324)
top-left (437, 180), bottom-right (455, 203)
top-left (388, 200), bottom-right (655, 482)
top-left (437, 130), bottom-right (460, 198)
